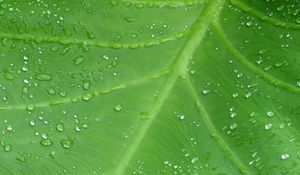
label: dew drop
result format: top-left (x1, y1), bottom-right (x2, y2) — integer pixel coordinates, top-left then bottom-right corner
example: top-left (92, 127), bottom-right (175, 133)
top-left (191, 157), bottom-right (199, 164)
top-left (26, 104), bottom-right (35, 111)
top-left (83, 81), bottom-right (90, 90)
top-left (266, 111), bottom-right (274, 117)
top-left (40, 139), bottom-right (53, 147)
top-left (35, 74), bottom-right (52, 81)
top-left (61, 138), bottom-right (74, 149)
top-left (124, 17), bottom-right (134, 23)
top-left (3, 144), bottom-right (12, 152)
top-left (281, 153), bottom-right (290, 160)
top-left (264, 123), bottom-right (272, 130)
top-left (114, 104), bottom-right (123, 112)
top-left (47, 88), bottom-right (56, 95)
top-left (202, 89), bottom-right (210, 95)
top-left (230, 123), bottom-right (238, 130)
top-left (73, 56), bottom-right (86, 66)
top-left (177, 115), bottom-right (185, 120)
top-left (6, 125), bottom-right (13, 131)
top-left (49, 151), bottom-right (56, 159)
top-left (56, 123), bottom-right (64, 132)
top-left (102, 55), bottom-right (110, 60)
top-left (29, 120), bottom-right (35, 126)
top-left (82, 93), bottom-right (94, 101)
top-left (86, 31), bottom-right (95, 39)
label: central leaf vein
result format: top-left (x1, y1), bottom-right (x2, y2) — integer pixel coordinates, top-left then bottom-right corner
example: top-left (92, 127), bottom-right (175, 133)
top-left (112, 0), bottom-right (226, 174)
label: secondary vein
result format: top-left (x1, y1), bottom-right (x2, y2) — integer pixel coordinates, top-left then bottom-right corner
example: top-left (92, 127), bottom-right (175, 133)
top-left (0, 30), bottom-right (186, 49)
top-left (0, 71), bottom-right (166, 110)
top-left (116, 0), bottom-right (207, 7)
top-left (185, 76), bottom-right (251, 174)
top-left (229, 0), bottom-right (300, 30)
top-left (213, 21), bottom-right (300, 94)
top-left (112, 0), bottom-right (225, 174)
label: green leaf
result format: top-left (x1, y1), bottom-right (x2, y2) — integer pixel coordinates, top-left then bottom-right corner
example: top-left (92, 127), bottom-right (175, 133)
top-left (0, 0), bottom-right (299, 174)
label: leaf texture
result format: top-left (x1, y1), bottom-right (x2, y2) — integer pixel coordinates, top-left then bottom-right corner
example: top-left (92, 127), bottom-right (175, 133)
top-left (0, 0), bottom-right (299, 174)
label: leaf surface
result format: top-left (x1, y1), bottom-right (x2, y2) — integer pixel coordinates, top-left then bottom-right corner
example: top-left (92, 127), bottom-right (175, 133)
top-left (0, 0), bottom-right (300, 174)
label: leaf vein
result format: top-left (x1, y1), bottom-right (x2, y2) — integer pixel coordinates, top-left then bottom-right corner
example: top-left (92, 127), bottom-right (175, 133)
top-left (213, 21), bottom-right (300, 94)
top-left (229, 0), bottom-right (300, 30)
top-left (111, 0), bottom-right (225, 174)
top-left (185, 76), bottom-right (252, 175)
top-left (0, 71), bottom-right (166, 110)
top-left (0, 30), bottom-right (187, 49)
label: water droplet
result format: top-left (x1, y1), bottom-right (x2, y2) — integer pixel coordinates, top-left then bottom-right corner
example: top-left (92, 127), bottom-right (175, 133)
top-left (3, 144), bottom-right (12, 152)
top-left (281, 153), bottom-right (290, 160)
top-left (114, 104), bottom-right (122, 112)
top-left (83, 81), bottom-right (90, 90)
top-left (47, 88), bottom-right (56, 95)
top-left (232, 93), bottom-right (239, 98)
top-left (26, 104), bottom-right (35, 111)
top-left (6, 125), bottom-right (13, 131)
top-left (49, 151), bottom-right (56, 159)
top-left (102, 55), bottom-right (109, 60)
top-left (82, 93), bottom-right (94, 101)
top-left (40, 139), bottom-right (53, 146)
top-left (29, 120), bottom-right (35, 126)
top-left (56, 123), bottom-right (64, 132)
top-left (16, 155), bottom-right (26, 162)
top-left (73, 56), bottom-right (86, 66)
top-left (191, 157), bottom-right (199, 164)
top-left (35, 74), bottom-right (52, 81)
top-left (75, 126), bottom-right (81, 132)
top-left (230, 123), bottom-right (238, 130)
top-left (110, 0), bottom-right (119, 6)
top-left (61, 138), bottom-right (74, 149)
top-left (266, 111), bottom-right (274, 117)
top-left (4, 73), bottom-right (14, 80)
top-left (124, 17), bottom-right (134, 23)
top-left (202, 89), bottom-right (210, 95)
top-left (244, 92), bottom-right (252, 98)
top-left (246, 21), bottom-right (253, 27)
top-left (41, 133), bottom-right (48, 139)
top-left (264, 123), bottom-right (272, 130)
top-left (86, 30), bottom-right (95, 39)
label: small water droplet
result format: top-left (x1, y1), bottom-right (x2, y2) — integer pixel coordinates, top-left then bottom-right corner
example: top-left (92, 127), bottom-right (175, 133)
top-left (230, 123), bottom-right (238, 130)
top-left (3, 144), bottom-right (12, 152)
top-left (6, 125), bottom-right (13, 131)
top-left (102, 55), bottom-right (110, 60)
top-left (73, 56), bottom-right (86, 66)
top-left (264, 123), bottom-right (272, 130)
top-left (83, 81), bottom-right (90, 90)
top-left (266, 111), bottom-right (274, 117)
top-left (114, 104), bottom-right (123, 112)
top-left (281, 153), bottom-right (290, 160)
top-left (29, 120), bottom-right (35, 126)
top-left (177, 115), bottom-right (185, 120)
top-left (35, 74), bottom-right (52, 81)
top-left (124, 17), bottom-right (134, 23)
top-left (49, 151), bottom-right (56, 159)
top-left (26, 104), bottom-right (35, 111)
top-left (61, 138), bottom-right (74, 149)
top-left (40, 139), bottom-right (53, 146)
top-left (191, 157), bottom-right (199, 164)
top-left (56, 123), bottom-right (64, 132)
